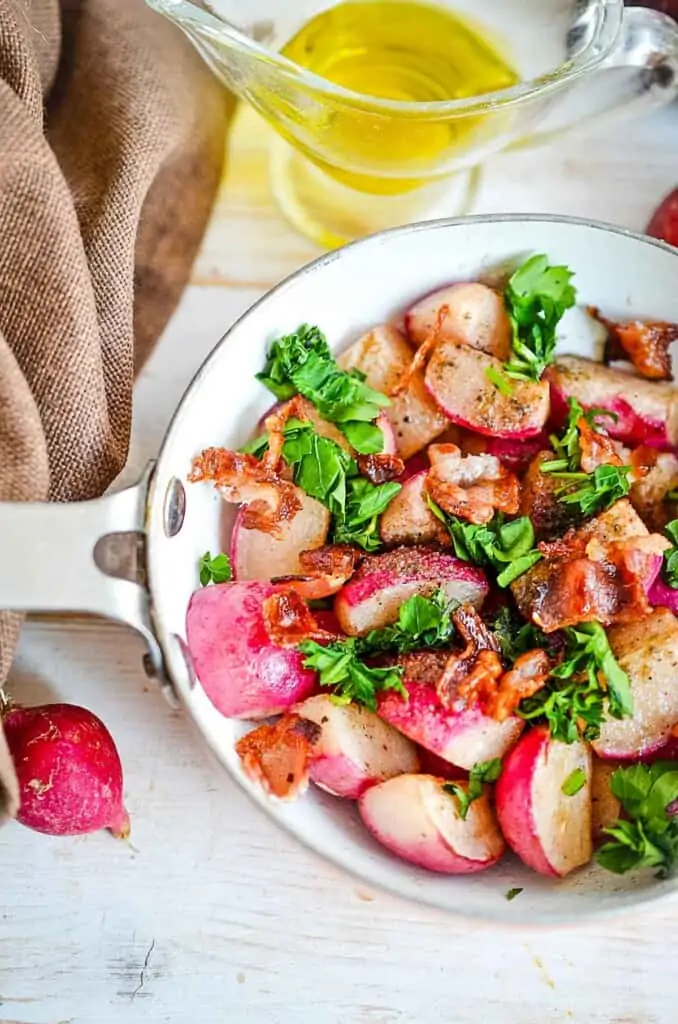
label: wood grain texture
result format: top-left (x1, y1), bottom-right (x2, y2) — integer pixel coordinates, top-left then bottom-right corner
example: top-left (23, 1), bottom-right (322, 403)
top-left (2, 101), bottom-right (678, 1024)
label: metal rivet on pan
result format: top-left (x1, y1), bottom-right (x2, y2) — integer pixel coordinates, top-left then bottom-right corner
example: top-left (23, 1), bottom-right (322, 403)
top-left (163, 476), bottom-right (186, 538)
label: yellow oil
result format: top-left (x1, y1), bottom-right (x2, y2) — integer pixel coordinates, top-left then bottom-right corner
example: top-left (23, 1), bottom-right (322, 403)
top-left (278, 0), bottom-right (519, 194)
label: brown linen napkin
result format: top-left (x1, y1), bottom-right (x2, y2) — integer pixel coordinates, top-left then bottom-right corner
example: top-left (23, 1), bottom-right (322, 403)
top-left (0, 0), bottom-right (232, 819)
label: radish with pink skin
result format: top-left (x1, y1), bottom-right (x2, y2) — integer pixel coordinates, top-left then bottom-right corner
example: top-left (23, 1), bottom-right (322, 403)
top-left (359, 773), bottom-right (505, 874)
top-left (231, 491), bottom-right (330, 582)
top-left (647, 575), bottom-right (678, 615)
top-left (593, 609), bottom-right (678, 760)
top-left (296, 695), bottom-right (420, 799)
top-left (334, 546), bottom-right (488, 636)
top-left (186, 581), bottom-right (317, 719)
top-left (2, 703), bottom-right (130, 838)
top-left (547, 356), bottom-right (678, 449)
top-left (425, 340), bottom-right (550, 438)
top-left (495, 726), bottom-right (592, 878)
top-left (378, 681), bottom-right (524, 771)
top-left (405, 282), bottom-right (512, 360)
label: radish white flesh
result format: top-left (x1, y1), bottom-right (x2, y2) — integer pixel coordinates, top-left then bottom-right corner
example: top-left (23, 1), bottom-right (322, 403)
top-left (231, 492), bottom-right (330, 581)
top-left (338, 324), bottom-right (448, 459)
top-left (359, 773), bottom-right (505, 874)
top-left (405, 282), bottom-right (511, 360)
top-left (547, 356), bottom-right (678, 449)
top-left (378, 681), bottom-right (524, 771)
top-left (296, 695), bottom-right (420, 799)
top-left (593, 608), bottom-right (678, 759)
top-left (334, 547), bottom-right (488, 636)
top-left (591, 758), bottom-right (622, 840)
top-left (425, 340), bottom-right (550, 438)
top-left (379, 471), bottom-right (444, 547)
top-left (495, 726), bottom-right (592, 878)
top-left (185, 581), bottom-right (317, 719)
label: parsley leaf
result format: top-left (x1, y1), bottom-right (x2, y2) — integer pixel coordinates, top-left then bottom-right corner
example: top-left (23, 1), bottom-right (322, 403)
top-left (357, 590), bottom-right (456, 655)
top-left (505, 887), bottom-right (523, 901)
top-left (549, 463), bottom-right (631, 517)
top-left (299, 637), bottom-right (407, 712)
top-left (661, 519), bottom-right (678, 589)
top-left (518, 622), bottom-right (632, 743)
top-left (503, 254), bottom-right (576, 382)
top-left (597, 762), bottom-right (678, 878)
top-left (256, 324), bottom-right (390, 453)
top-left (562, 767), bottom-right (587, 796)
top-left (198, 551), bottom-right (232, 586)
top-left (485, 365), bottom-right (514, 396)
top-left (444, 758), bottom-right (502, 820)
top-left (429, 500), bottom-right (542, 588)
top-left (331, 478), bottom-right (402, 552)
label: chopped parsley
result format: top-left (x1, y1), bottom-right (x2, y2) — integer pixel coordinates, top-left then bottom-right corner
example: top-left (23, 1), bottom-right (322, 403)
top-left (256, 324), bottom-right (390, 453)
top-left (358, 590), bottom-right (457, 655)
top-left (518, 622), bottom-right (632, 743)
top-left (540, 397), bottom-right (631, 516)
top-left (485, 365), bottom-right (514, 396)
top-left (505, 887), bottom-right (523, 901)
top-left (429, 500), bottom-right (542, 588)
top-left (299, 638), bottom-right (406, 712)
top-left (444, 758), bottom-right (503, 820)
top-left (243, 419), bottom-right (400, 552)
top-left (198, 551), bottom-right (232, 586)
top-left (298, 591), bottom-right (457, 711)
top-left (502, 254), bottom-right (577, 382)
top-left (661, 519), bottom-right (678, 589)
top-left (597, 762), bottom-right (678, 878)
top-left (561, 767), bottom-right (587, 796)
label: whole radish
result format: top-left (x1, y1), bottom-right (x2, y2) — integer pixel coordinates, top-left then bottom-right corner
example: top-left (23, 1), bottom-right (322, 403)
top-left (2, 702), bottom-right (130, 838)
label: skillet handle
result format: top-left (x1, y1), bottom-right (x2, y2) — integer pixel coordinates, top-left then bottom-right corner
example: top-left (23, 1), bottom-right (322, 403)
top-left (0, 462), bottom-right (172, 697)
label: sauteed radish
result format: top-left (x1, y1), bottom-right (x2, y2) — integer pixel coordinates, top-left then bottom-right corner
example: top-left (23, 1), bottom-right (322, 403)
top-left (187, 253), bottom-right (678, 883)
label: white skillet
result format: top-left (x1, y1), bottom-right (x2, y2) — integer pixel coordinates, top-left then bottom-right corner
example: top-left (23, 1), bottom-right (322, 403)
top-left (2, 214), bottom-right (677, 925)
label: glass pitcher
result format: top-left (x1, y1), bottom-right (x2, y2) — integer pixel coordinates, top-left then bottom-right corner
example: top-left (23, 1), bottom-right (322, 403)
top-left (147, 0), bottom-right (678, 247)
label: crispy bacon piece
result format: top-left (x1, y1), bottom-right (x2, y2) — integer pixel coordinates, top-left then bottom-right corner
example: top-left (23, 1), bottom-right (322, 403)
top-left (436, 605), bottom-right (501, 708)
top-left (426, 443), bottom-right (520, 525)
top-left (272, 545), bottom-right (361, 600)
top-left (396, 649), bottom-right (450, 685)
top-left (358, 452), bottom-right (405, 484)
top-left (592, 306), bottom-right (678, 382)
top-left (262, 590), bottom-right (339, 647)
top-left (453, 650), bottom-right (504, 706)
top-left (488, 650), bottom-right (552, 721)
top-left (235, 714), bottom-right (322, 800)
top-left (514, 531), bottom-right (668, 632)
top-left (189, 448), bottom-right (302, 535)
top-left (577, 417), bottom-right (623, 473)
top-left (630, 450), bottom-right (678, 530)
top-left (521, 451), bottom-right (580, 541)
top-left (262, 395), bottom-right (319, 469)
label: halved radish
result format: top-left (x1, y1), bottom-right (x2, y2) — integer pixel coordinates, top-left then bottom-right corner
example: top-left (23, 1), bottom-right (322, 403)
top-left (547, 356), bottom-right (678, 449)
top-left (495, 726), bottom-right (592, 878)
top-left (379, 471), bottom-right (446, 547)
top-left (231, 492), bottom-right (330, 581)
top-left (425, 340), bottom-right (550, 438)
top-left (378, 681), bottom-right (523, 771)
top-left (296, 695), bottom-right (420, 799)
top-left (185, 581), bottom-right (317, 719)
top-left (593, 608), bottom-right (678, 760)
top-left (359, 773), bottom-right (505, 874)
top-left (461, 429), bottom-right (550, 474)
top-left (338, 324), bottom-right (448, 459)
top-left (405, 282), bottom-right (511, 360)
top-left (591, 758), bottom-right (621, 841)
top-left (334, 547), bottom-right (488, 635)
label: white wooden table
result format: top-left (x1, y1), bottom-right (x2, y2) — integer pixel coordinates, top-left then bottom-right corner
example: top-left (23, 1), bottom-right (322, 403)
top-left (2, 104), bottom-right (678, 1024)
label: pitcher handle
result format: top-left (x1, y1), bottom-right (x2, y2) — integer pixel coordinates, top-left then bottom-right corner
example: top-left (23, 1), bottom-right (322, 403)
top-left (0, 463), bottom-right (173, 701)
top-left (521, 7), bottom-right (678, 148)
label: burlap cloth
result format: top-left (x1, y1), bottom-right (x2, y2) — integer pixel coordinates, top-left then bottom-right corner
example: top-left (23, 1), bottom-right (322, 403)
top-left (0, 0), bottom-right (232, 818)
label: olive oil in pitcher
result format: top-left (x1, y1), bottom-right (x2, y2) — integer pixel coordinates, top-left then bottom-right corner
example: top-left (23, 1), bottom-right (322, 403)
top-left (280, 0), bottom-right (519, 193)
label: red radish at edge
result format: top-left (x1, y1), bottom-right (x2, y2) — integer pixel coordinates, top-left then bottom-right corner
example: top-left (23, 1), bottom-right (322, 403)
top-left (3, 703), bottom-right (130, 838)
